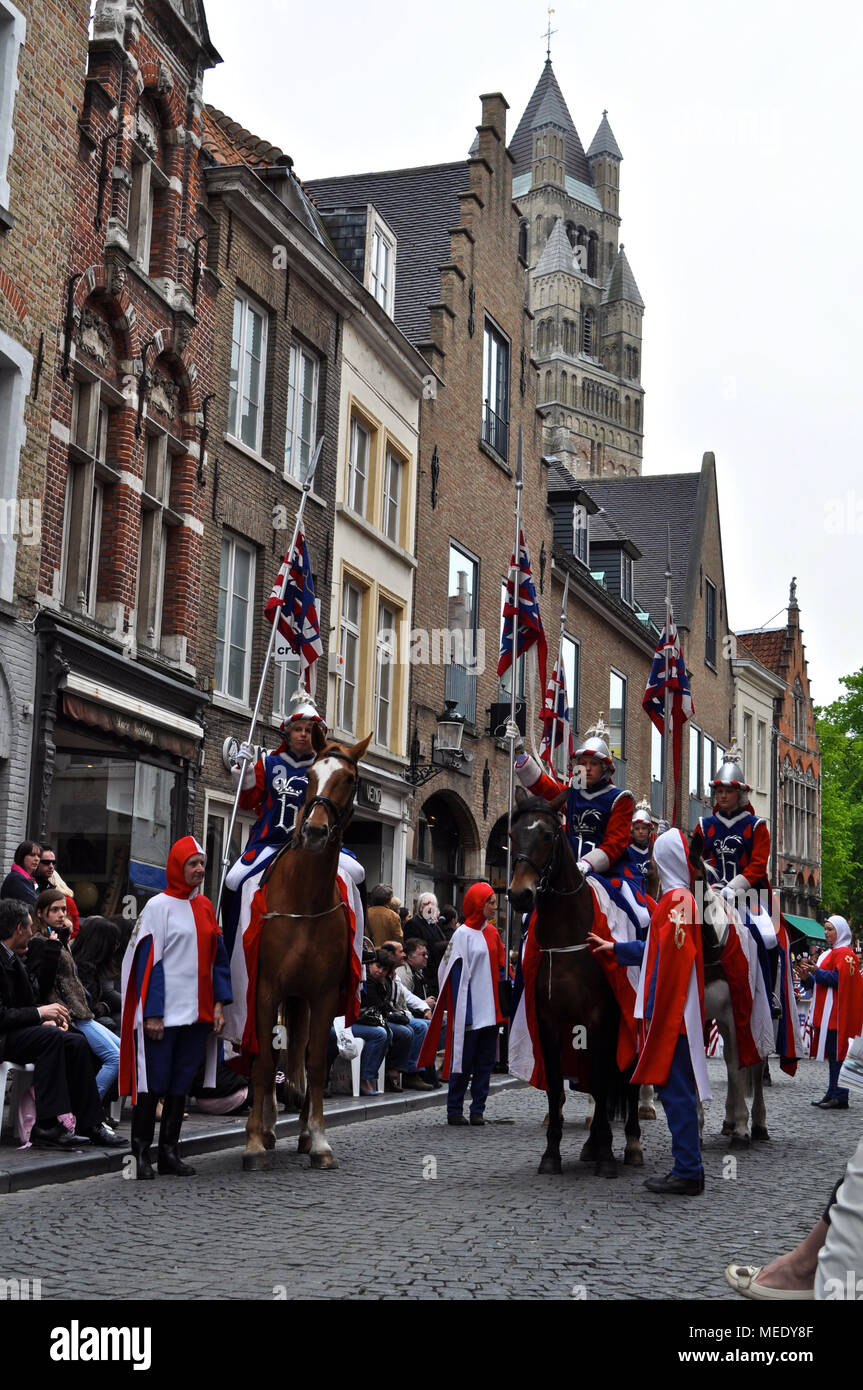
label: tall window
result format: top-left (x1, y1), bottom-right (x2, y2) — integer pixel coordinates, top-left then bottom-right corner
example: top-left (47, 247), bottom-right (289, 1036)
top-left (0, 1), bottom-right (25, 218)
top-left (704, 578), bottom-right (717, 666)
top-left (375, 603), bottom-right (396, 747)
top-left (273, 651), bottom-right (301, 722)
top-left (369, 225), bottom-right (394, 314)
top-left (284, 343), bottom-right (318, 481)
top-left (338, 580), bottom-right (362, 734)
top-left (215, 535), bottom-right (255, 702)
top-left (582, 310), bottom-right (595, 356)
top-left (573, 503), bottom-right (589, 564)
top-left (382, 448), bottom-right (403, 544)
top-left (702, 735), bottom-right (715, 800)
top-left (482, 319), bottom-right (510, 461)
top-left (445, 542), bottom-right (479, 723)
top-left (742, 711), bottom-right (753, 783)
top-left (128, 157), bottom-right (155, 274)
top-left (621, 552), bottom-right (633, 606)
top-left (757, 719), bottom-right (767, 791)
top-left (62, 377), bottom-right (115, 616)
top-left (0, 333), bottom-right (32, 601)
top-left (552, 634), bottom-right (579, 776)
top-left (137, 431), bottom-right (176, 648)
top-left (608, 670), bottom-right (626, 760)
top-left (229, 291), bottom-right (268, 454)
top-left (498, 579), bottom-right (524, 702)
top-left (347, 415), bottom-right (370, 515)
top-left (689, 725), bottom-right (702, 799)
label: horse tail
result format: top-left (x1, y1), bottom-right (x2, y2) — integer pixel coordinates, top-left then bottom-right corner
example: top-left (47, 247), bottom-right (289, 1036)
top-left (283, 997), bottom-right (310, 1108)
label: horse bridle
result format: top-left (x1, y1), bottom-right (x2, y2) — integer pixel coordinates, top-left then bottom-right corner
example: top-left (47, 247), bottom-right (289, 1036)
top-left (512, 808), bottom-right (585, 899)
top-left (294, 749), bottom-right (359, 848)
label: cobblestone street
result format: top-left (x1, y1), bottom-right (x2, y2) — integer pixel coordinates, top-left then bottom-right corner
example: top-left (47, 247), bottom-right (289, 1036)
top-left (0, 1058), bottom-right (855, 1302)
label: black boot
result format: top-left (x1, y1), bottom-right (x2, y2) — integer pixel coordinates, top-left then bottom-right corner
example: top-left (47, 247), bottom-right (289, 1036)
top-left (157, 1094), bottom-right (195, 1176)
top-left (130, 1093), bottom-right (158, 1180)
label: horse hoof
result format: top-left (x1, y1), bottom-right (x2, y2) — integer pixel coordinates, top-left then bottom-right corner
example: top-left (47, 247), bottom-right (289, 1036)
top-left (242, 1150), bottom-right (273, 1172)
top-left (638, 1105), bottom-right (656, 1120)
top-left (579, 1141), bottom-right (596, 1163)
top-left (297, 1133), bottom-right (312, 1154)
top-left (721, 1121), bottom-right (733, 1137)
top-left (729, 1133), bottom-right (750, 1149)
top-left (624, 1149), bottom-right (644, 1167)
top-left (310, 1152), bottom-right (338, 1170)
top-left (538, 1155), bottom-right (562, 1175)
top-left (752, 1125), bottom-right (771, 1142)
top-left (263, 1132), bottom-right (277, 1151)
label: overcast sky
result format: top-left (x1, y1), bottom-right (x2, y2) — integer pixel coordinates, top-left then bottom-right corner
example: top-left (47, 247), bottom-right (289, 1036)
top-left (202, 0), bottom-right (862, 708)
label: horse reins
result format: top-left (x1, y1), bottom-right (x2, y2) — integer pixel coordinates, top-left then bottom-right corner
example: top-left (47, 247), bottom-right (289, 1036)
top-left (293, 749), bottom-right (359, 848)
top-left (513, 808), bottom-right (591, 1000)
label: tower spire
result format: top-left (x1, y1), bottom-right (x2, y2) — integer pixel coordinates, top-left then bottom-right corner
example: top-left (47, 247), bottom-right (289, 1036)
top-left (543, 7), bottom-right (557, 61)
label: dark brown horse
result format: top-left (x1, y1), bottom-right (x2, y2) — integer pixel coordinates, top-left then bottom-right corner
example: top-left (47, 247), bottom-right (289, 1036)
top-left (508, 790), bottom-right (643, 1177)
top-left (243, 733), bottom-right (371, 1172)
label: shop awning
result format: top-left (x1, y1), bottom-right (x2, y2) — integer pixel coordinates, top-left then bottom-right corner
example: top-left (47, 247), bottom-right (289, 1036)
top-left (61, 672), bottom-right (204, 761)
top-left (784, 913), bottom-right (826, 940)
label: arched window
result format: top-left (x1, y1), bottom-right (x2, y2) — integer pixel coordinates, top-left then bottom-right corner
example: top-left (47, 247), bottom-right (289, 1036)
top-left (518, 219), bottom-right (528, 262)
top-left (544, 369), bottom-right (552, 401)
top-left (625, 397), bottom-right (631, 427)
top-left (583, 311), bottom-right (594, 356)
top-left (581, 379), bottom-right (587, 407)
top-left (633, 399), bottom-right (641, 429)
top-left (587, 232), bottom-right (598, 279)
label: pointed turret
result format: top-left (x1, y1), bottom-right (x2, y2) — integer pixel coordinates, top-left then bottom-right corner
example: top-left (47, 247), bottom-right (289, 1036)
top-left (509, 59), bottom-right (590, 187)
top-left (533, 217), bottom-right (575, 276)
top-left (603, 244), bottom-right (644, 308)
top-left (587, 109), bottom-right (622, 215)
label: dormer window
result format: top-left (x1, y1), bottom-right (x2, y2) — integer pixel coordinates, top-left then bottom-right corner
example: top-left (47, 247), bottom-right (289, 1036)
top-left (366, 208), bottom-right (396, 316)
top-left (573, 502), bottom-right (588, 564)
top-left (621, 552), bottom-right (633, 606)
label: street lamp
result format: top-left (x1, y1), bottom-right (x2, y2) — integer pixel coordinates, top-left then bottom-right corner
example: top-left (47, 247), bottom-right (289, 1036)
top-left (781, 864), bottom-right (797, 890)
top-left (404, 701), bottom-right (469, 786)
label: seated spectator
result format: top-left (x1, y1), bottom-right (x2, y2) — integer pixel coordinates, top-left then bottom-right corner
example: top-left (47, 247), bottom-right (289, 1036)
top-left (1, 841), bottom-right (41, 907)
top-left (33, 845), bottom-right (80, 939)
top-left (71, 916), bottom-right (123, 1033)
top-left (395, 939), bottom-right (437, 1010)
top-left (29, 890), bottom-right (122, 1115)
top-left (0, 898), bottom-right (124, 1149)
top-left (377, 946), bottom-right (432, 1092)
top-left (189, 1057), bottom-right (249, 1115)
top-left (352, 950), bottom-right (432, 1095)
top-left (366, 884), bottom-right (402, 947)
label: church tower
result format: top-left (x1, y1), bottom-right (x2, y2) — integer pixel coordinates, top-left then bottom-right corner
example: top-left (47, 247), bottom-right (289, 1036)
top-left (510, 64), bottom-right (645, 478)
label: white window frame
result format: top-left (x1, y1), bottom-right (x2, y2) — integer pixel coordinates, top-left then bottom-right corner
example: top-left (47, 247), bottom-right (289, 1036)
top-left (375, 602), bottom-right (397, 748)
top-left (370, 225), bottom-right (394, 313)
top-left (620, 552), bottom-right (633, 606)
top-left (347, 414), bottom-right (370, 515)
top-left (608, 669), bottom-right (627, 761)
top-left (572, 503), bottom-right (589, 565)
top-left (62, 375), bottom-right (117, 617)
top-left (482, 317), bottom-right (510, 461)
top-left (338, 579), bottom-right (363, 735)
top-left (284, 342), bottom-right (318, 481)
top-left (215, 534), bottom-right (256, 703)
top-left (757, 719), bottom-right (767, 792)
top-left (0, 329), bottom-right (32, 601)
top-left (273, 650), bottom-right (301, 723)
top-left (229, 290), bottom-right (268, 455)
top-left (137, 430), bottom-right (179, 650)
top-left (382, 447), bottom-right (403, 545)
top-left (0, 1), bottom-right (25, 217)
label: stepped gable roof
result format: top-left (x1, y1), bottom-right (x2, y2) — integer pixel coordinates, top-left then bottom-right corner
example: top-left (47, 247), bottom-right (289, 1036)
top-left (577, 473), bottom-right (703, 626)
top-left (602, 245), bottom-right (644, 308)
top-left (202, 105), bottom-right (291, 169)
top-left (587, 111), bottom-right (622, 160)
top-left (533, 217), bottom-right (575, 276)
top-left (305, 162), bottom-right (466, 346)
top-left (509, 59), bottom-right (591, 185)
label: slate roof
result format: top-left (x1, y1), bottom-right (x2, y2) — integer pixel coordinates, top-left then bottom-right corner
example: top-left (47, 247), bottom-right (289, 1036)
top-left (533, 217), bottom-right (575, 276)
top-left (509, 60), bottom-right (592, 185)
top-left (556, 471), bottom-right (704, 628)
top-left (586, 111), bottom-right (622, 160)
top-left (305, 163), bottom-right (467, 346)
top-left (602, 245), bottom-right (644, 308)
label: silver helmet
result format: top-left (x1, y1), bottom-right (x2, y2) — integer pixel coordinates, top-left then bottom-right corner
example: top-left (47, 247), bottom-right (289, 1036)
top-left (632, 796), bottom-right (652, 827)
top-left (574, 714), bottom-right (614, 770)
top-left (711, 744), bottom-right (750, 793)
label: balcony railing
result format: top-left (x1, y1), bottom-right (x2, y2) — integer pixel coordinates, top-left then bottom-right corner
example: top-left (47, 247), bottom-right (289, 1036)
top-left (482, 401), bottom-right (509, 462)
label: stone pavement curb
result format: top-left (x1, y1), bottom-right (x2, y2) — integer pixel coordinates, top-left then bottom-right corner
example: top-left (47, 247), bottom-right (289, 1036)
top-left (0, 1075), bottom-right (521, 1194)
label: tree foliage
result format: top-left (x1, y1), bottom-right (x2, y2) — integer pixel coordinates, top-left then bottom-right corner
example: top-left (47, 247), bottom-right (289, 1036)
top-left (816, 667), bottom-right (863, 926)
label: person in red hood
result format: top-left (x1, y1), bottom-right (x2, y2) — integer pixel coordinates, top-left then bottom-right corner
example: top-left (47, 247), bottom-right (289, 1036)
top-left (120, 836), bottom-right (232, 1179)
top-left (418, 881), bottom-right (506, 1126)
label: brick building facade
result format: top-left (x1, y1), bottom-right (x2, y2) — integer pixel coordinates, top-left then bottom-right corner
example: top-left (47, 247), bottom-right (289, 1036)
top-left (0, 0), bottom-right (89, 867)
top-left (738, 580), bottom-right (821, 920)
top-left (27, 0), bottom-right (220, 915)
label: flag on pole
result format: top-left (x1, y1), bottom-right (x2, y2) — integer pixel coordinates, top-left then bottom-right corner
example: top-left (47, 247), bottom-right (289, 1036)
top-left (539, 657), bottom-right (574, 775)
top-left (263, 530), bottom-right (323, 674)
top-left (642, 606), bottom-right (694, 824)
top-left (497, 530), bottom-right (548, 695)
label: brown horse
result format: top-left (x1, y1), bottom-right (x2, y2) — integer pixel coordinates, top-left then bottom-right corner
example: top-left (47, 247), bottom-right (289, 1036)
top-left (242, 733), bottom-right (371, 1172)
top-left (508, 790), bottom-right (643, 1177)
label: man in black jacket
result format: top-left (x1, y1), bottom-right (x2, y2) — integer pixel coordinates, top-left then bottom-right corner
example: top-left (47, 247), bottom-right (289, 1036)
top-left (0, 900), bottom-right (124, 1149)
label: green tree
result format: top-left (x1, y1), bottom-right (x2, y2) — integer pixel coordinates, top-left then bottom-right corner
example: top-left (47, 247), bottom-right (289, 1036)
top-left (816, 667), bottom-right (863, 929)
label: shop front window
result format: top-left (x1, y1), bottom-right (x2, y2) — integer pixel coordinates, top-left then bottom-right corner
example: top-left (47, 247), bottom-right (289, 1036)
top-left (46, 751), bottom-right (179, 916)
